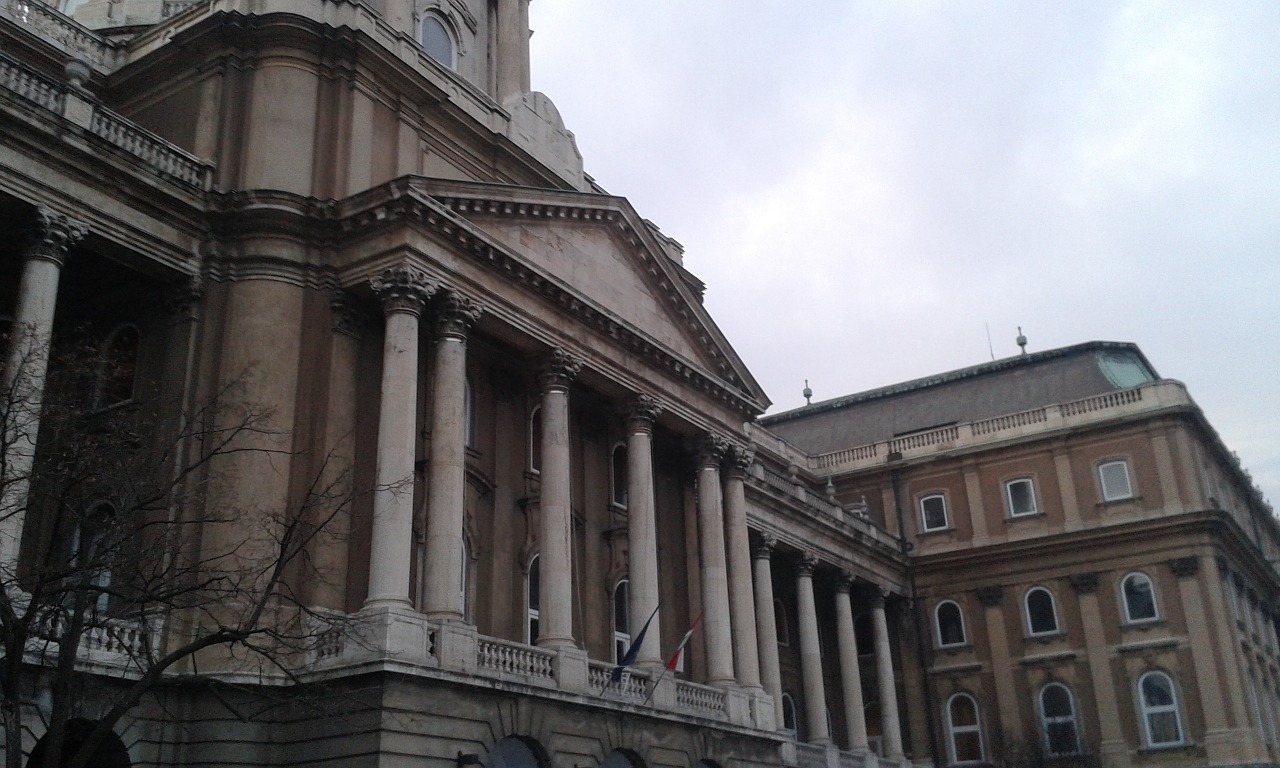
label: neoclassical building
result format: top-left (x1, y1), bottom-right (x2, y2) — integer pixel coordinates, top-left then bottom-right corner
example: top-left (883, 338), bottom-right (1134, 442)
top-left (0, 3), bottom-right (1276, 768)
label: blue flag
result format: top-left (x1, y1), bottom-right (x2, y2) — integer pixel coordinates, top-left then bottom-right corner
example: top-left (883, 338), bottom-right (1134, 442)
top-left (609, 605), bottom-right (659, 684)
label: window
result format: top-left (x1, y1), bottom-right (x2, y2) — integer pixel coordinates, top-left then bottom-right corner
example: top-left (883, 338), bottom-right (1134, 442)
top-left (94, 324), bottom-right (140, 409)
top-left (459, 537), bottom-right (471, 620)
top-left (463, 376), bottom-right (476, 449)
top-left (420, 12), bottom-right (456, 68)
top-left (525, 555), bottom-right (540, 644)
top-left (781, 692), bottom-right (800, 738)
top-left (920, 494), bottom-right (949, 532)
top-left (528, 407), bottom-right (542, 473)
top-left (1098, 460), bottom-right (1133, 502)
top-left (1138, 671), bottom-right (1184, 747)
top-left (1121, 572), bottom-right (1158, 623)
top-left (1005, 478), bottom-right (1037, 517)
top-left (854, 612), bottom-right (874, 656)
top-left (935, 600), bottom-right (967, 647)
top-left (945, 693), bottom-right (984, 765)
top-left (1039, 683), bottom-right (1081, 756)
top-left (775, 598), bottom-right (790, 646)
top-left (70, 503), bottom-right (115, 613)
top-left (610, 443), bottom-right (628, 507)
top-left (1025, 587), bottom-right (1059, 635)
top-left (612, 580), bottom-right (630, 663)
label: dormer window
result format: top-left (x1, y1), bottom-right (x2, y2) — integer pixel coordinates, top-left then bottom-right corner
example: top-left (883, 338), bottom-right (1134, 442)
top-left (420, 13), bottom-right (456, 69)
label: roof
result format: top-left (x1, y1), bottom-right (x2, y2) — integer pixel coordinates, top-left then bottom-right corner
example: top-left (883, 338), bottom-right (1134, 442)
top-left (758, 342), bottom-right (1160, 455)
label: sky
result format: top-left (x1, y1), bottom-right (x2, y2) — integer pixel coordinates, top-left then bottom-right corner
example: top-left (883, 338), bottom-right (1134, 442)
top-left (526, 1), bottom-right (1280, 510)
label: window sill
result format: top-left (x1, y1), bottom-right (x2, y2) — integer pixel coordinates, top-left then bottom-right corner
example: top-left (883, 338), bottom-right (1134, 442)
top-left (1122, 618), bottom-right (1163, 630)
top-left (1026, 631), bottom-right (1065, 643)
top-left (919, 526), bottom-right (955, 537)
top-left (1137, 742), bottom-right (1195, 754)
top-left (1097, 495), bottom-right (1142, 508)
top-left (1006, 511), bottom-right (1044, 521)
top-left (937, 642), bottom-right (973, 655)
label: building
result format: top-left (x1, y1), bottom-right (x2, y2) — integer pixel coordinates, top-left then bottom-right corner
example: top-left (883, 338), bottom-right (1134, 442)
top-left (0, 3), bottom-right (1276, 768)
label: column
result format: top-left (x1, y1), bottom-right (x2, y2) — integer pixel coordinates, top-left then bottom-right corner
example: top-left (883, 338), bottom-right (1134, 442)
top-left (624, 395), bottom-right (663, 669)
top-left (495, 0), bottom-right (532, 105)
top-left (364, 266), bottom-right (436, 608)
top-left (1067, 575), bottom-right (1126, 766)
top-left (796, 554), bottom-right (831, 744)
top-left (724, 445), bottom-right (762, 689)
top-left (536, 349), bottom-right (581, 649)
top-left (976, 586), bottom-right (1024, 745)
top-left (695, 435), bottom-right (736, 685)
top-left (754, 535), bottom-right (784, 717)
top-left (1, 208), bottom-right (87, 567)
top-left (421, 292), bottom-right (482, 620)
top-left (871, 590), bottom-right (904, 761)
top-left (836, 574), bottom-right (869, 750)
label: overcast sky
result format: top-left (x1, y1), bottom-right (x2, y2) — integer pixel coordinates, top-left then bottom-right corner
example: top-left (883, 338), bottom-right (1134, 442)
top-left (527, 1), bottom-right (1280, 510)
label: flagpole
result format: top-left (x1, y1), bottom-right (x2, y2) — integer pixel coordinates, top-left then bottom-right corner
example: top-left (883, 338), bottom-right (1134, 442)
top-left (600, 603), bottom-right (660, 696)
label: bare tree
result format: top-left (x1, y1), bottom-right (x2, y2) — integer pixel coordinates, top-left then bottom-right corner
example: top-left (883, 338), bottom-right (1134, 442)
top-left (0, 327), bottom-right (362, 768)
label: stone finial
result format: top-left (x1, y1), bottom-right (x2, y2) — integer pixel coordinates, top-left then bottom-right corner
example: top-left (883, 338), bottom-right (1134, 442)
top-left (432, 291), bottom-right (483, 339)
top-left (537, 348), bottom-right (582, 390)
top-left (752, 533), bottom-right (777, 560)
top-left (369, 265), bottom-right (437, 316)
top-left (623, 394), bottom-right (663, 433)
top-left (1168, 557), bottom-right (1200, 579)
top-left (796, 552), bottom-right (818, 578)
top-left (975, 586), bottom-right (1003, 608)
top-left (29, 206), bottom-right (89, 266)
top-left (1068, 573), bottom-right (1099, 595)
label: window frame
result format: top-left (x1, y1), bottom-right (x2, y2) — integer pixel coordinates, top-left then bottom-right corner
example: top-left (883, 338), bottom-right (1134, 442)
top-left (463, 375), bottom-right (476, 450)
top-left (419, 10), bottom-right (457, 69)
top-left (1004, 477), bottom-right (1038, 517)
top-left (1137, 670), bottom-right (1185, 748)
top-left (781, 692), bottom-right (800, 738)
top-left (1098, 459), bottom-right (1134, 502)
top-left (93, 322), bottom-right (141, 410)
top-left (934, 600), bottom-right (968, 648)
top-left (1038, 682), bottom-right (1082, 756)
top-left (1024, 586), bottom-right (1060, 636)
top-left (1120, 572), bottom-right (1159, 624)
top-left (919, 493), bottom-right (949, 532)
top-left (944, 692), bottom-right (985, 765)
top-left (612, 579), bottom-right (630, 663)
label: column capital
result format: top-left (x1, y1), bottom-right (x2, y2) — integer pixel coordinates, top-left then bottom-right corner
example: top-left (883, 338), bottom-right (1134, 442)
top-left (537, 348), bottom-right (582, 391)
top-left (370, 265), bottom-right (437, 316)
top-left (1168, 557), bottom-right (1200, 579)
top-left (1068, 572), bottom-right (1099, 595)
top-left (623, 394), bottom-right (663, 433)
top-left (836, 571), bottom-right (856, 594)
top-left (796, 552), bottom-right (818, 578)
top-left (752, 533), bottom-right (777, 560)
top-left (433, 291), bottom-right (484, 340)
top-left (28, 206), bottom-right (88, 266)
top-left (165, 274), bottom-right (206, 320)
top-left (724, 444), bottom-right (755, 478)
top-left (329, 287), bottom-right (368, 338)
top-left (975, 585), bottom-right (1003, 608)
top-left (693, 434), bottom-right (730, 469)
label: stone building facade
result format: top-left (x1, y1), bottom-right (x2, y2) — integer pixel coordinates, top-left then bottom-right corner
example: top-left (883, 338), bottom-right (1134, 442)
top-left (0, 3), bottom-right (1276, 768)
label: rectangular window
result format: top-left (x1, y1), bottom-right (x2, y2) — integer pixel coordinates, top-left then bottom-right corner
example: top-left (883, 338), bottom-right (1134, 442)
top-left (1005, 478), bottom-right (1037, 517)
top-left (920, 494), bottom-right (949, 532)
top-left (1098, 460), bottom-right (1133, 501)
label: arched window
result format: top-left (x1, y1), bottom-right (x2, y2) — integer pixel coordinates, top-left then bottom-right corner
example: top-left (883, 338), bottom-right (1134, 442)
top-left (459, 537), bottom-right (471, 620)
top-left (919, 493), bottom-right (949, 532)
top-left (1138, 671), bottom-right (1184, 747)
top-left (528, 406), bottom-right (542, 473)
top-left (781, 692), bottom-right (800, 737)
top-left (1121, 572), bottom-right (1158, 623)
top-left (1039, 683), bottom-right (1081, 756)
top-left (854, 612), bottom-right (874, 656)
top-left (525, 555), bottom-right (540, 644)
top-left (610, 443), bottom-right (628, 507)
top-left (419, 12), bottom-right (456, 69)
top-left (945, 693), bottom-right (984, 765)
top-left (935, 600), bottom-right (967, 647)
top-left (95, 323), bottom-right (140, 408)
top-left (1025, 587), bottom-right (1059, 635)
top-left (463, 375), bottom-right (476, 449)
top-left (612, 579), bottom-right (630, 663)
top-left (774, 598), bottom-right (790, 646)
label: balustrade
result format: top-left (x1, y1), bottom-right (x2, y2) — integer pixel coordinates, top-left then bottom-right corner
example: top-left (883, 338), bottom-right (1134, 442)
top-left (476, 636), bottom-right (555, 681)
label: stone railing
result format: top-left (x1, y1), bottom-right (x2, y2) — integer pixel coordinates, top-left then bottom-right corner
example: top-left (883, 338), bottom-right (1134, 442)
top-left (793, 743), bottom-right (827, 768)
top-left (476, 635), bottom-right (555, 682)
top-left (27, 610), bottom-right (151, 669)
top-left (588, 661), bottom-right (647, 701)
top-left (0, 0), bottom-right (118, 69)
top-left (809, 381), bottom-right (1192, 475)
top-left (0, 52), bottom-right (64, 112)
top-left (674, 679), bottom-right (727, 718)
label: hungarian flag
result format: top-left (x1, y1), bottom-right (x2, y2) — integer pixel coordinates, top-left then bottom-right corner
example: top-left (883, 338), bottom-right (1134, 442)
top-left (665, 613), bottom-right (703, 671)
top-left (609, 605), bottom-right (659, 683)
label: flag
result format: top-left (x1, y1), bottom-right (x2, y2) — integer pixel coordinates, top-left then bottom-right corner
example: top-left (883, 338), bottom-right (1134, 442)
top-left (609, 605), bottom-right (659, 684)
top-left (665, 612), bottom-right (703, 671)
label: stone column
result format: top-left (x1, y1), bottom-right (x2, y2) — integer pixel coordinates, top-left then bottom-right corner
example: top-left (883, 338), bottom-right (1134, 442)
top-left (976, 586), bottom-right (1024, 746)
top-left (364, 266), bottom-right (436, 609)
top-left (695, 435), bottom-right (736, 686)
top-left (724, 445), bottom-right (762, 690)
top-left (836, 573), bottom-right (869, 750)
top-left (871, 589), bottom-right (905, 761)
top-left (624, 395), bottom-right (663, 669)
top-left (536, 349), bottom-right (581, 649)
top-left (421, 292), bottom-right (482, 620)
top-left (754, 535), bottom-right (784, 717)
top-left (1067, 575), bottom-right (1126, 766)
top-left (796, 554), bottom-right (831, 745)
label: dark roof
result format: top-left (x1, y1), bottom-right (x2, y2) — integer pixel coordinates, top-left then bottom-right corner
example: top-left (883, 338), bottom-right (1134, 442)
top-left (759, 342), bottom-right (1159, 456)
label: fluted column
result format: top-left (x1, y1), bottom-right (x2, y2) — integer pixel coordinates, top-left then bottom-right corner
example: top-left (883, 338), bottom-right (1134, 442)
top-left (625, 395), bottom-right (663, 669)
top-left (696, 435), bottom-right (736, 685)
top-left (365, 267), bottom-right (436, 608)
top-left (871, 589), bottom-right (905, 761)
top-left (1, 208), bottom-right (87, 567)
top-left (753, 535), bottom-right (784, 719)
top-left (796, 554), bottom-right (831, 744)
top-left (836, 573), bottom-right (869, 750)
top-left (536, 349), bottom-right (581, 649)
top-left (723, 445), bottom-right (762, 690)
top-left (422, 292), bottom-right (482, 620)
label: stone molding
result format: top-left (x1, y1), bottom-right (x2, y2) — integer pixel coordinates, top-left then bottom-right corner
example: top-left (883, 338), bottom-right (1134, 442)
top-left (432, 291), bottom-right (483, 340)
top-left (724, 444), bottom-right (755, 478)
top-left (28, 206), bottom-right (89, 266)
top-left (796, 552), bottom-right (818, 578)
top-left (165, 274), bottom-right (206, 319)
top-left (370, 265), bottom-right (437, 316)
top-left (537, 348), bottom-right (582, 391)
top-left (694, 434), bottom-right (729, 469)
top-left (835, 571), bottom-right (856, 594)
